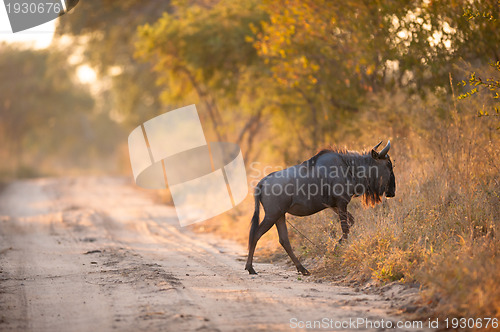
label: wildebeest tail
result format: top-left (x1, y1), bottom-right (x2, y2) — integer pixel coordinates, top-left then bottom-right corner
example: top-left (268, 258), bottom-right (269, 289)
top-left (248, 184), bottom-right (261, 249)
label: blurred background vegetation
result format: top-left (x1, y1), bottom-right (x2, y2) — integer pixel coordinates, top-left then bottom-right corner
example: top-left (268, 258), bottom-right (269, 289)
top-left (0, 0), bottom-right (498, 320)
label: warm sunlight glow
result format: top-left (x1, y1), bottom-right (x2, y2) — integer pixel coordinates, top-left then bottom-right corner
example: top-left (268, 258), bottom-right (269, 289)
top-left (76, 65), bottom-right (97, 84)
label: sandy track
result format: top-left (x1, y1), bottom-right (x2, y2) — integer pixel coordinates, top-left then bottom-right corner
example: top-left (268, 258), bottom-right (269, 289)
top-left (0, 177), bottom-right (426, 331)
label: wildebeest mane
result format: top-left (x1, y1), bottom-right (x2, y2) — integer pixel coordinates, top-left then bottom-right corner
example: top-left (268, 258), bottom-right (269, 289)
top-left (303, 147), bottom-right (383, 206)
top-left (303, 147), bottom-right (357, 166)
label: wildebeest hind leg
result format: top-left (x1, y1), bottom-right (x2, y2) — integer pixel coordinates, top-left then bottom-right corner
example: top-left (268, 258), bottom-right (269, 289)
top-left (276, 217), bottom-right (310, 276)
top-left (245, 216), bottom-right (278, 275)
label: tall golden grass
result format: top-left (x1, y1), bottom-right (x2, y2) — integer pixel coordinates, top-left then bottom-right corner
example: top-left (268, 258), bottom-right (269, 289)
top-left (193, 88), bottom-right (499, 320)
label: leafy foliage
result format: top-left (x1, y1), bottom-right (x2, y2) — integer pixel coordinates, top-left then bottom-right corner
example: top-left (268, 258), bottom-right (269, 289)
top-left (2, 0), bottom-right (499, 320)
top-left (457, 2), bottom-right (500, 125)
top-left (135, 0), bottom-right (275, 159)
top-left (458, 61), bottom-right (500, 114)
top-left (0, 44), bottom-right (94, 173)
top-left (55, 0), bottom-right (171, 126)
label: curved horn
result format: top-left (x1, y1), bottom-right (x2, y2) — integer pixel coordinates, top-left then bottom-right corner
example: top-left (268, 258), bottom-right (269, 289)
top-left (372, 141), bottom-right (383, 151)
top-left (378, 140), bottom-right (391, 158)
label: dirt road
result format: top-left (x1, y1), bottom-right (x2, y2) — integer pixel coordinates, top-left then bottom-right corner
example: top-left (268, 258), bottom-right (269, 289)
top-left (0, 177), bottom-right (426, 331)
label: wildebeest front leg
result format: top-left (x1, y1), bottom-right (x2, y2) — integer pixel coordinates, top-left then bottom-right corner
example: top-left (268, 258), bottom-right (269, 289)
top-left (338, 207), bottom-right (350, 244)
top-left (329, 206), bottom-right (354, 242)
top-left (276, 217), bottom-right (310, 275)
top-left (347, 211), bottom-right (355, 227)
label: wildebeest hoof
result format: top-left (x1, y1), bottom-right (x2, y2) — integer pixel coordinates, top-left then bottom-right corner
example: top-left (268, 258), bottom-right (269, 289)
top-left (337, 235), bottom-right (348, 244)
top-left (245, 266), bottom-right (258, 275)
top-left (298, 266), bottom-right (310, 276)
top-left (333, 241), bottom-right (344, 252)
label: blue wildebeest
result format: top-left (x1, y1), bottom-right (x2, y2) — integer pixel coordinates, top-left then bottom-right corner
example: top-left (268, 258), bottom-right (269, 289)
top-left (245, 141), bottom-right (396, 275)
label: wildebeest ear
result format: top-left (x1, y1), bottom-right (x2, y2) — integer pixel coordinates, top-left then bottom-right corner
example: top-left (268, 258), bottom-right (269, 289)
top-left (371, 150), bottom-right (379, 159)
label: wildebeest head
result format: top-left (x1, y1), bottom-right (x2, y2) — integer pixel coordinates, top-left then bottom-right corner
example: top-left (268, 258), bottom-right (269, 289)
top-left (370, 140), bottom-right (396, 199)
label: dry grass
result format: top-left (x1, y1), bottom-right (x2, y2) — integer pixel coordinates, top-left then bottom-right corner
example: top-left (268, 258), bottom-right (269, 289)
top-left (290, 93), bottom-right (500, 320)
top-left (319, 164), bottom-right (499, 317)
top-left (200, 90), bottom-right (499, 322)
